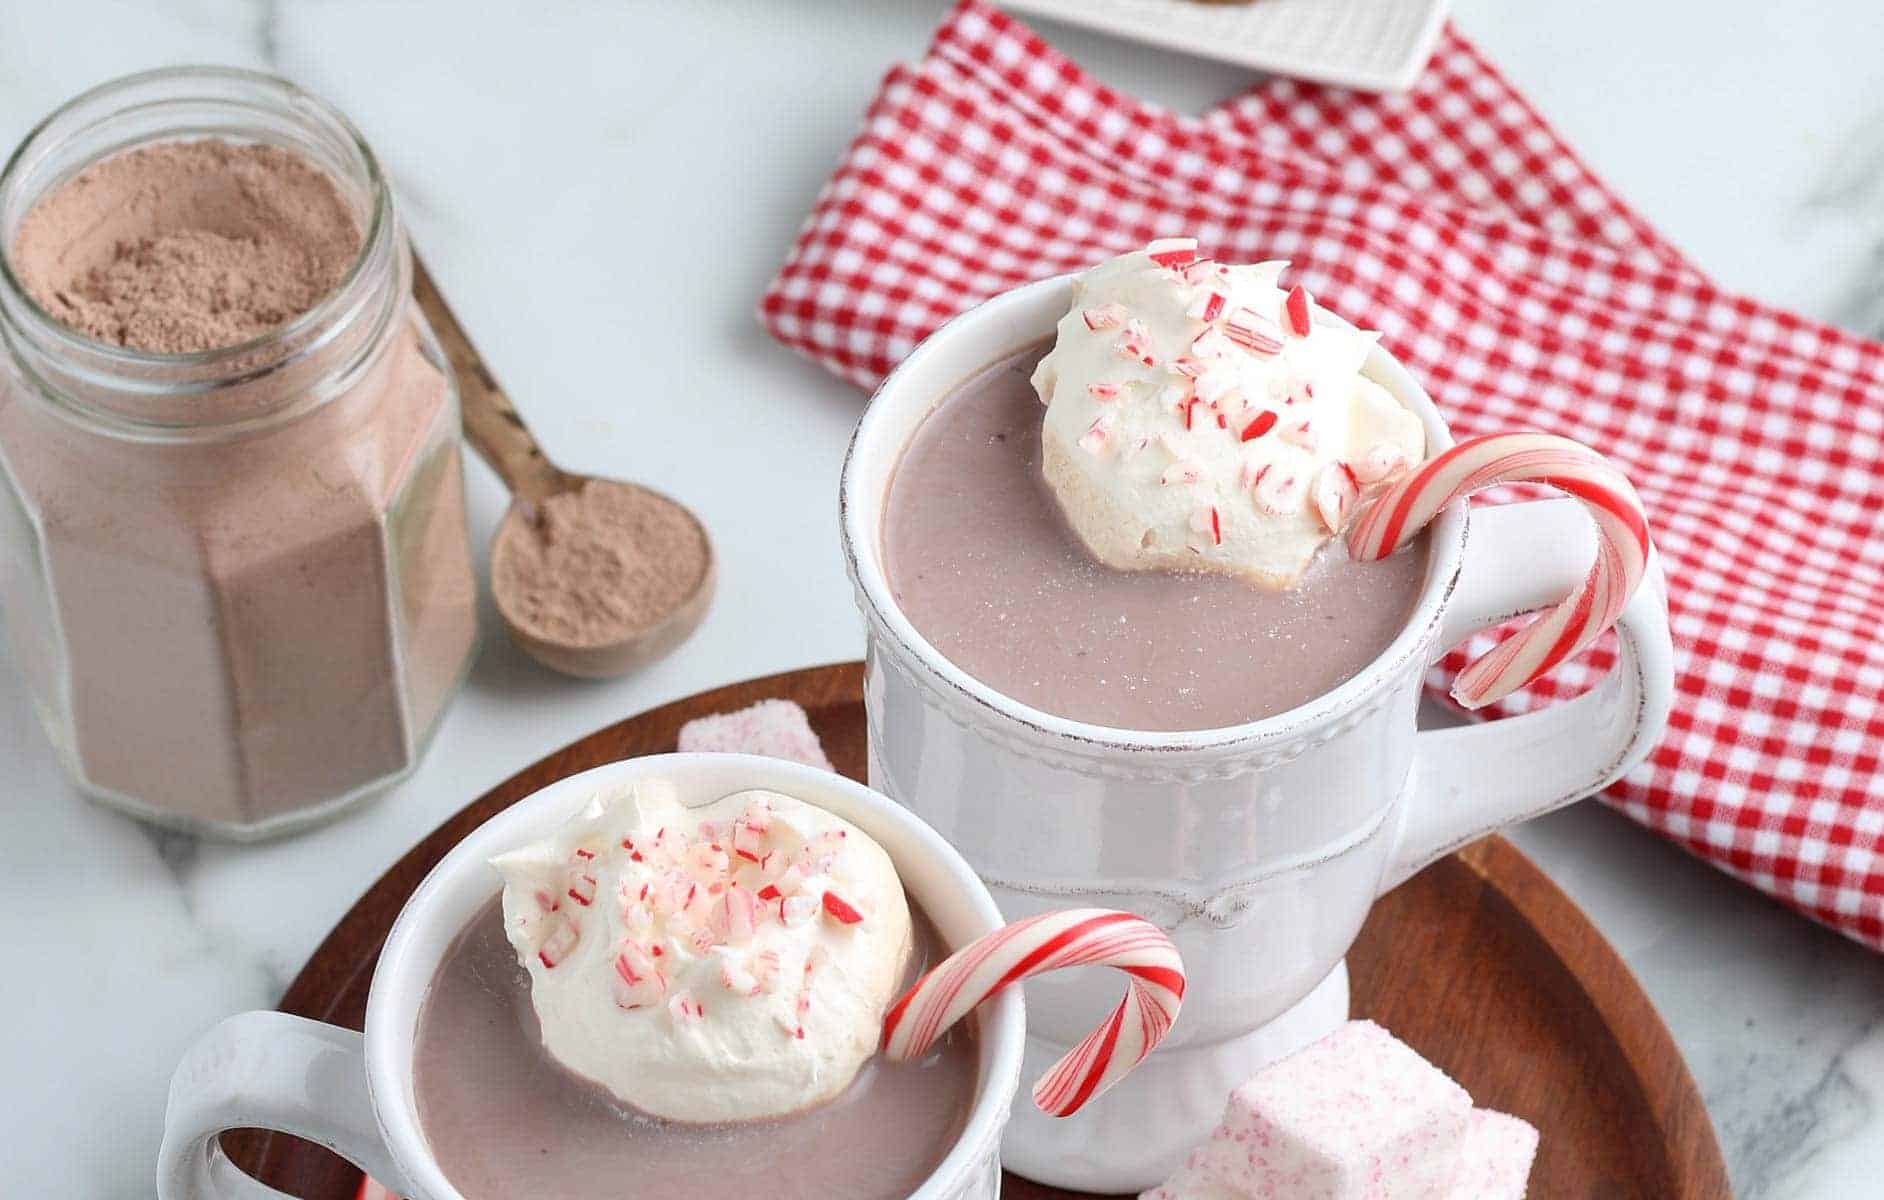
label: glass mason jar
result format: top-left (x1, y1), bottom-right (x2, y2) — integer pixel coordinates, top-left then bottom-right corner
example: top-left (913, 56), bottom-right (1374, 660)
top-left (0, 68), bottom-right (479, 839)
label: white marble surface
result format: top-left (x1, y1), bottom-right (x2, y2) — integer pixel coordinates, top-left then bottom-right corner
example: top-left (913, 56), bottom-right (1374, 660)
top-left (0, 2), bottom-right (1878, 1196)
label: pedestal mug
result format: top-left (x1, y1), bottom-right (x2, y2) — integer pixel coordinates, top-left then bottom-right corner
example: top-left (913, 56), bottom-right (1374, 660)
top-left (840, 275), bottom-right (1675, 1192)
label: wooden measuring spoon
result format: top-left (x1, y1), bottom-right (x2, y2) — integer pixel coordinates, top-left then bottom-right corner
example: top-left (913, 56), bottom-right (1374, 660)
top-left (413, 258), bottom-right (715, 679)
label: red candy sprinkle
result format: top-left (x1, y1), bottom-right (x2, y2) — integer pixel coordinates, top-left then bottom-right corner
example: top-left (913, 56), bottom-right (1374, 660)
top-left (1186, 289), bottom-right (1226, 323)
top-left (821, 892), bottom-right (864, 925)
top-left (537, 917), bottom-right (578, 969)
top-left (1146, 237), bottom-right (1199, 269)
top-left (1116, 319), bottom-right (1158, 367)
top-left (1241, 411), bottom-right (1278, 441)
top-left (756, 884), bottom-right (782, 901)
top-left (1179, 259), bottom-right (1217, 287)
top-left (1284, 285), bottom-right (1313, 337)
top-left (1223, 307), bottom-right (1283, 356)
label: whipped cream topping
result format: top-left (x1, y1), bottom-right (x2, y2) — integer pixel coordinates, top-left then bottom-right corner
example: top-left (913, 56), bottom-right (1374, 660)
top-left (491, 781), bottom-right (913, 1123)
top-left (1033, 239), bottom-right (1426, 588)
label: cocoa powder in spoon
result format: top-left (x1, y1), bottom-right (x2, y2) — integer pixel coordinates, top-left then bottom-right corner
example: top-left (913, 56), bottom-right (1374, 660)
top-left (491, 479), bottom-right (711, 649)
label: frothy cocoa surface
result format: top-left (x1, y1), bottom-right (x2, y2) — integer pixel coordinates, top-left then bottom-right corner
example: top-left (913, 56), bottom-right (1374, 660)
top-left (883, 342), bottom-right (1429, 732)
top-left (413, 899), bottom-right (978, 1200)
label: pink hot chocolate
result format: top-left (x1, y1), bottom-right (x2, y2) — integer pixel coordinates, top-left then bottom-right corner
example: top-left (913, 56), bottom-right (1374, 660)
top-left (882, 341), bottom-right (1429, 733)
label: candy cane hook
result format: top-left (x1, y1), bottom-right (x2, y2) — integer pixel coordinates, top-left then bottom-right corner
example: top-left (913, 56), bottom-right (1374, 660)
top-left (881, 908), bottom-right (1184, 1118)
top-left (1346, 432), bottom-right (1651, 709)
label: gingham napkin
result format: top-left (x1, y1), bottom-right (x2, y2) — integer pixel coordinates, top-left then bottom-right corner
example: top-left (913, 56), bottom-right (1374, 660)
top-left (761, 1), bottom-right (1884, 952)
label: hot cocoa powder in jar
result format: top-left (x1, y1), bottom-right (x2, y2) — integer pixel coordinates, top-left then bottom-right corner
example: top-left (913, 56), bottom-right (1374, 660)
top-left (0, 69), bottom-right (479, 838)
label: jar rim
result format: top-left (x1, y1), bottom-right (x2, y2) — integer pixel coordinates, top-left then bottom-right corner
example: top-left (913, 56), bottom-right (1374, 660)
top-left (0, 65), bottom-right (396, 424)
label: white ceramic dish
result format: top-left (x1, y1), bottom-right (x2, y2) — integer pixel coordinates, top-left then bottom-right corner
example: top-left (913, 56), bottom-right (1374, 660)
top-left (1002, 0), bottom-right (1450, 92)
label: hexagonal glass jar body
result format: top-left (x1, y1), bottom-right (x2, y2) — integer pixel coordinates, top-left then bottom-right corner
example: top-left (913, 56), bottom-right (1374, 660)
top-left (0, 69), bottom-right (479, 838)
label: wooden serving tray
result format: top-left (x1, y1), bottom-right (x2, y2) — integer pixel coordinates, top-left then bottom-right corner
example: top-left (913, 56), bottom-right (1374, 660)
top-left (230, 663), bottom-right (1729, 1199)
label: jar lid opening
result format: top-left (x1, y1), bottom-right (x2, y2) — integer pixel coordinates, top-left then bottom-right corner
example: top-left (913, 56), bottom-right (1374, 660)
top-left (0, 66), bottom-right (399, 436)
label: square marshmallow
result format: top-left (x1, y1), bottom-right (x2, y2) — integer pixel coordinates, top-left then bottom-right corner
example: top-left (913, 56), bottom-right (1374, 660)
top-left (1449, 1109), bottom-right (1539, 1199)
top-left (1144, 1021), bottom-right (1485, 1200)
top-left (675, 699), bottom-right (833, 770)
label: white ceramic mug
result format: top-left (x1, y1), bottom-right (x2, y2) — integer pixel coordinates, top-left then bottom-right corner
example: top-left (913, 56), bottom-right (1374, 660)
top-left (157, 754), bottom-right (1026, 1200)
top-left (840, 275), bottom-right (1676, 1192)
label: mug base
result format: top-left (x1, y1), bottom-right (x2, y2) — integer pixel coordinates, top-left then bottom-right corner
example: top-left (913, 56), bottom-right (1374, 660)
top-left (1000, 958), bottom-right (1350, 1193)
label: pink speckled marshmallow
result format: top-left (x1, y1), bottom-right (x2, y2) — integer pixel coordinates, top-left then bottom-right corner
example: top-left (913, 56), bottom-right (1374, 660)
top-left (1142, 1021), bottom-right (1537, 1199)
top-left (676, 699), bottom-right (834, 770)
top-left (1449, 1110), bottom-right (1538, 1199)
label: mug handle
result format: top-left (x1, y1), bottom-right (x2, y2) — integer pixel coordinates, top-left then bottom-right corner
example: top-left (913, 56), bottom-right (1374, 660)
top-left (1379, 497), bottom-right (1675, 891)
top-left (157, 1011), bottom-right (413, 1200)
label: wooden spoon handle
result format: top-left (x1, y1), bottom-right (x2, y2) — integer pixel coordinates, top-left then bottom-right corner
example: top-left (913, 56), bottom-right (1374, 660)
top-left (412, 255), bottom-right (574, 505)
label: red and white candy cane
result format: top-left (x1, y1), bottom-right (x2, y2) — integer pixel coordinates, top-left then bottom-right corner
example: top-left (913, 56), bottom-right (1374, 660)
top-left (881, 908), bottom-right (1184, 1118)
top-left (1346, 432), bottom-right (1651, 709)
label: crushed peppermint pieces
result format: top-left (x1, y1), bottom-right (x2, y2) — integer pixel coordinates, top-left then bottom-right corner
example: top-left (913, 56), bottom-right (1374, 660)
top-left (1192, 326), bottom-right (1233, 360)
top-left (1058, 241), bottom-right (1413, 555)
top-left (1284, 285), bottom-right (1314, 337)
top-left (1352, 442), bottom-right (1413, 484)
top-left (1161, 459), bottom-right (1203, 487)
top-left (1116, 317), bottom-right (1158, 367)
top-left (1254, 466), bottom-right (1302, 515)
top-left (1146, 236), bottom-right (1199, 269)
top-left (527, 791), bottom-right (870, 1037)
top-left (1313, 462), bottom-right (1360, 532)
top-left (1190, 505), bottom-right (1224, 546)
top-left (1187, 288), bottom-right (1227, 323)
top-left (821, 891), bottom-right (865, 925)
top-left (1222, 307), bottom-right (1284, 356)
top-left (1241, 410), bottom-right (1278, 442)
top-left (1280, 419), bottom-right (1319, 452)
top-left (537, 917), bottom-right (579, 969)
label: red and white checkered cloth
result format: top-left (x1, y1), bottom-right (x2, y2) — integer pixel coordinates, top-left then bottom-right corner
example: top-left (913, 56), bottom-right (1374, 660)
top-left (761, 1), bottom-right (1884, 952)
